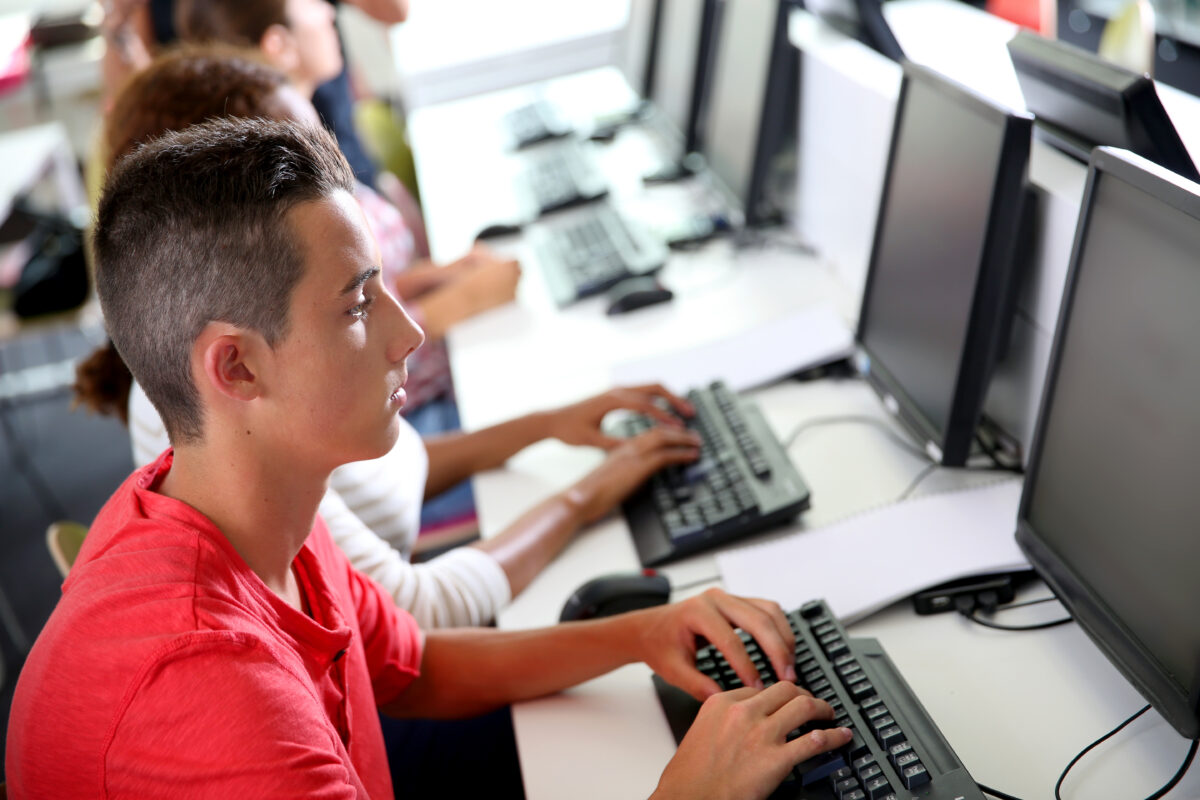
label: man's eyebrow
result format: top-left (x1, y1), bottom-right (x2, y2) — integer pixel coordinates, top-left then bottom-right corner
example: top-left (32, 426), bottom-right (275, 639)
top-left (340, 266), bottom-right (381, 296)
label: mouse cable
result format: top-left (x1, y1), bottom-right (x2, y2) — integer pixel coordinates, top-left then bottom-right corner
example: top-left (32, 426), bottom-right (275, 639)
top-left (785, 414), bottom-right (931, 461)
top-left (978, 782), bottom-right (1026, 800)
top-left (895, 462), bottom-right (940, 502)
top-left (1055, 703), bottom-right (1198, 800)
top-left (974, 431), bottom-right (1024, 474)
top-left (955, 593), bottom-right (1073, 632)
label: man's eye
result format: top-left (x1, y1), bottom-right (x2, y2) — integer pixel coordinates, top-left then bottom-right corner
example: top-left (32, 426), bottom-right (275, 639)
top-left (349, 296), bottom-right (375, 321)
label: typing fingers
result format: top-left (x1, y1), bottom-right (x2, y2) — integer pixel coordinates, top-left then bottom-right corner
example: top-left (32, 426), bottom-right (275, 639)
top-left (703, 590), bottom-right (797, 685)
top-left (633, 382), bottom-right (696, 418)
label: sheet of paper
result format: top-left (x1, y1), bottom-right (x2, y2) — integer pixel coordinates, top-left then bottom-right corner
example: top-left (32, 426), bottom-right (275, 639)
top-left (610, 305), bottom-right (855, 395)
top-left (716, 480), bottom-right (1029, 623)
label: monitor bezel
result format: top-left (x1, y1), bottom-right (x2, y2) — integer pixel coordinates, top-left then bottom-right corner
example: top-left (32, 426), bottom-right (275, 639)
top-left (1007, 30), bottom-right (1200, 182)
top-left (1015, 146), bottom-right (1200, 740)
top-left (684, 0), bottom-right (723, 156)
top-left (856, 60), bottom-right (1032, 467)
top-left (743, 0), bottom-right (800, 228)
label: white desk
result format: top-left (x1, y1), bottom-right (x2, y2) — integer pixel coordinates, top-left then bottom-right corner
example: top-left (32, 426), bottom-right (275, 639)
top-left (388, 0), bottom-right (630, 110)
top-left (407, 66), bottom-right (651, 262)
top-left (408, 17), bottom-right (1200, 797)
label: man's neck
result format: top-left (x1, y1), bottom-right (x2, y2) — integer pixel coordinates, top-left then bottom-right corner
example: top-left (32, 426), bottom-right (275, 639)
top-left (158, 442), bottom-right (327, 606)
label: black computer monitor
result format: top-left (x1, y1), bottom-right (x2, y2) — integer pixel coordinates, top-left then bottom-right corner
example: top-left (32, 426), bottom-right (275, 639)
top-left (803, 0), bottom-right (905, 61)
top-left (700, 0), bottom-right (789, 226)
top-left (1016, 147), bottom-right (1200, 739)
top-left (1007, 30), bottom-right (1200, 182)
top-left (856, 61), bottom-right (1032, 467)
top-left (647, 0), bottom-right (721, 156)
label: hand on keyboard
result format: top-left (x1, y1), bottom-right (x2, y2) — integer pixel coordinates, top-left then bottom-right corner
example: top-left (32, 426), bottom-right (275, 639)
top-left (549, 383), bottom-right (695, 449)
top-left (634, 588), bottom-right (796, 699)
top-left (566, 425), bottom-right (702, 524)
top-left (653, 681), bottom-right (852, 800)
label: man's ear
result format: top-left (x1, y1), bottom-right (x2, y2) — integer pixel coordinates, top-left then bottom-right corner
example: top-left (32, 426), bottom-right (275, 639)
top-left (194, 323), bottom-right (266, 403)
top-left (259, 24), bottom-right (299, 75)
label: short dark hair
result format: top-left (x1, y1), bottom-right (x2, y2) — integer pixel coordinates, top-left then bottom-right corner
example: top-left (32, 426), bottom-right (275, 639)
top-left (176, 0), bottom-right (289, 48)
top-left (93, 118), bottom-right (355, 444)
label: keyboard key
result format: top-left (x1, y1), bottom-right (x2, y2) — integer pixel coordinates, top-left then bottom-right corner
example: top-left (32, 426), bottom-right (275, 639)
top-left (901, 763), bottom-right (931, 790)
top-left (848, 680), bottom-right (875, 700)
top-left (858, 763), bottom-right (882, 782)
top-left (860, 695), bottom-right (884, 712)
top-left (864, 775), bottom-right (893, 799)
top-left (795, 752), bottom-right (846, 786)
top-left (850, 753), bottom-right (874, 771)
top-left (865, 705), bottom-right (890, 723)
top-left (833, 777), bottom-right (860, 798)
top-left (842, 790), bottom-right (867, 800)
top-left (800, 601), bottom-right (825, 619)
top-left (888, 742), bottom-right (913, 764)
top-left (869, 715), bottom-right (895, 735)
top-left (878, 725), bottom-right (905, 748)
top-left (825, 640), bottom-right (851, 659)
top-left (829, 767), bottom-right (853, 783)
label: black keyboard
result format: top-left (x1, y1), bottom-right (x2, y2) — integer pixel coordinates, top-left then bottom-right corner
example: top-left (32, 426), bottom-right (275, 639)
top-left (615, 382), bottom-right (810, 566)
top-left (523, 144), bottom-right (609, 215)
top-left (654, 599), bottom-right (984, 800)
top-left (504, 100), bottom-right (570, 150)
top-left (532, 203), bottom-right (668, 306)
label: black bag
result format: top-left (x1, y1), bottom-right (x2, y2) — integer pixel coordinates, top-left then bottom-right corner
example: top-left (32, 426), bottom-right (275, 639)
top-left (11, 210), bottom-right (88, 319)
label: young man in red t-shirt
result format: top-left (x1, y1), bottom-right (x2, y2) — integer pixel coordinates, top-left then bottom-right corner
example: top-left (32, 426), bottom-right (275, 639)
top-left (5, 118), bottom-right (849, 798)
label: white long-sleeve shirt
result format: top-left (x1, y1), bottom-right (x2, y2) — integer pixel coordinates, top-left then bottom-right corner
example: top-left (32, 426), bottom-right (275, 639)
top-left (128, 381), bottom-right (511, 628)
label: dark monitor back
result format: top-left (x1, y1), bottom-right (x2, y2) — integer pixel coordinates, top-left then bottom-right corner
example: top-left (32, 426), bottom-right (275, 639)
top-left (803, 0), bottom-right (905, 60)
top-left (1007, 30), bottom-right (1200, 181)
top-left (1017, 147), bottom-right (1200, 739)
top-left (700, 0), bottom-right (780, 222)
top-left (856, 61), bottom-right (1031, 466)
top-left (651, 0), bottom-right (720, 154)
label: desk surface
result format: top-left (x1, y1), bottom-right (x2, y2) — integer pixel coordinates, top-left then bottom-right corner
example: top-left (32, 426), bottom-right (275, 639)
top-left (408, 26), bottom-right (1200, 800)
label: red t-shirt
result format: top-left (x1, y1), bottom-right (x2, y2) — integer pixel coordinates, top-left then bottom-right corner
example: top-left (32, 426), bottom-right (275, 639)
top-left (6, 451), bottom-right (423, 798)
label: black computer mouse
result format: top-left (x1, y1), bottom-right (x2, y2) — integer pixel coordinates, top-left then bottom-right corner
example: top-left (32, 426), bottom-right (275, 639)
top-left (475, 222), bottom-right (524, 240)
top-left (559, 571), bottom-right (672, 622)
top-left (605, 276), bottom-right (674, 316)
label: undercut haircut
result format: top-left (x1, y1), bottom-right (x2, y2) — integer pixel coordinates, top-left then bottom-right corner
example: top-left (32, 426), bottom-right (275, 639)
top-left (93, 118), bottom-right (355, 444)
top-left (176, 0), bottom-right (289, 48)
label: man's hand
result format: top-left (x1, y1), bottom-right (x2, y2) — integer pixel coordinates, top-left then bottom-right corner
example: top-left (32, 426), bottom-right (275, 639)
top-left (549, 384), bottom-right (696, 450)
top-left (564, 426), bottom-right (701, 524)
top-left (450, 252), bottom-right (521, 315)
top-left (632, 588), bottom-right (797, 699)
top-left (417, 252), bottom-right (520, 337)
top-left (652, 682), bottom-right (852, 800)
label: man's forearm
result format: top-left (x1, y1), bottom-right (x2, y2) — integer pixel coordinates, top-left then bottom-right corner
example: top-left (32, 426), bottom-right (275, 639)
top-left (470, 489), bottom-right (588, 596)
top-left (383, 613), bottom-right (649, 719)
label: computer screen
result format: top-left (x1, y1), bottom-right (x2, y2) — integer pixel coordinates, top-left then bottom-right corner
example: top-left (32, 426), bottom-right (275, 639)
top-left (1017, 147), bottom-right (1200, 739)
top-left (651, 0), bottom-right (719, 153)
top-left (804, 0), bottom-right (905, 61)
top-left (1007, 31), bottom-right (1200, 182)
top-left (856, 62), bottom-right (1031, 466)
top-left (700, 0), bottom-right (780, 222)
